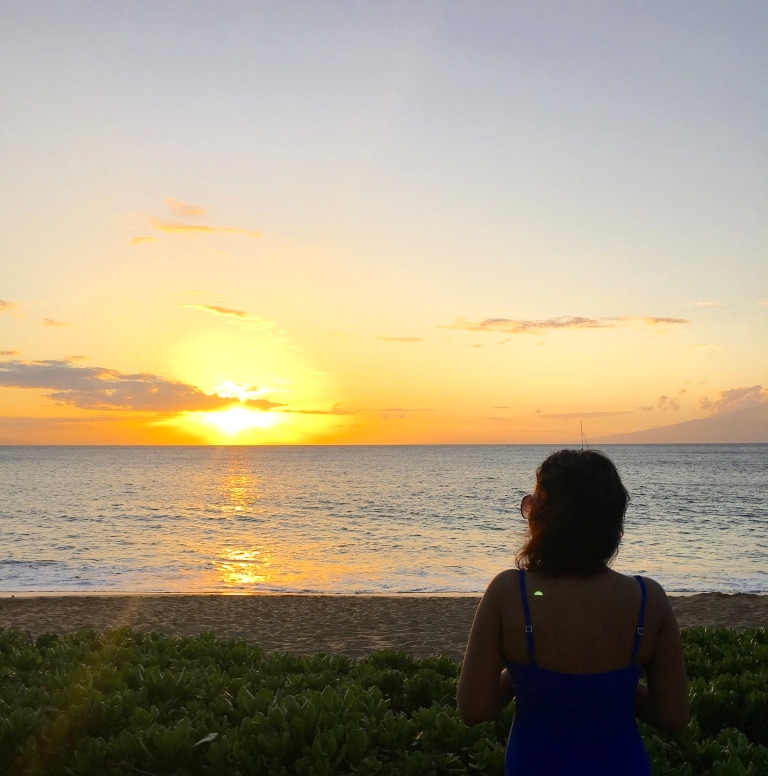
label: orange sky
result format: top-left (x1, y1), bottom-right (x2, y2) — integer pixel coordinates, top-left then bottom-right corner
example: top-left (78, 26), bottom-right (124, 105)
top-left (1, 4), bottom-right (766, 444)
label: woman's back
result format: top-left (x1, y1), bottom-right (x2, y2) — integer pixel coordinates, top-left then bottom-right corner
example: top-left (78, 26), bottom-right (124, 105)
top-left (503, 570), bottom-right (651, 775)
top-left (499, 568), bottom-right (659, 673)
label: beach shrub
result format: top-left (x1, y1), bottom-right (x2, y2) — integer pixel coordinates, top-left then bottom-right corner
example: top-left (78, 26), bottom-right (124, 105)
top-left (0, 627), bottom-right (765, 775)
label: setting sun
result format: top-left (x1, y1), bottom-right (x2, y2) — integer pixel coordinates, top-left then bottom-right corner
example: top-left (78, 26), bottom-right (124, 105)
top-left (202, 406), bottom-right (281, 435)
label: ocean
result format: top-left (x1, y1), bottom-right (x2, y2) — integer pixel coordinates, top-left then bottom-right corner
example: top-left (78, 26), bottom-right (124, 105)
top-left (1, 445), bottom-right (766, 595)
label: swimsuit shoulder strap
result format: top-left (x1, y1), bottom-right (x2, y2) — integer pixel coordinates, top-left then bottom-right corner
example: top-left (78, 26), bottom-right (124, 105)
top-left (518, 570), bottom-right (536, 665)
top-left (629, 575), bottom-right (647, 665)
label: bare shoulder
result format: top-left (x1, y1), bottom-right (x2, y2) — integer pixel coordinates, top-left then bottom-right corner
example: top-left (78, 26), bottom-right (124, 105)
top-left (614, 572), bottom-right (670, 607)
top-left (638, 575), bottom-right (675, 620)
top-left (480, 569), bottom-right (519, 608)
top-left (488, 567), bottom-right (520, 590)
top-left (640, 575), bottom-right (669, 598)
top-left (628, 574), bottom-right (680, 663)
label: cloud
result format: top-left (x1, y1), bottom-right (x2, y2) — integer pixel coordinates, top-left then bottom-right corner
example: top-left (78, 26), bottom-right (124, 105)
top-left (130, 236), bottom-right (157, 245)
top-left (0, 359), bottom-right (283, 413)
top-left (378, 407), bottom-right (434, 412)
top-left (42, 318), bottom-right (70, 327)
top-left (180, 304), bottom-right (275, 331)
top-left (694, 301), bottom-right (724, 307)
top-left (641, 317), bottom-right (690, 325)
top-left (0, 300), bottom-right (23, 318)
top-left (164, 198), bottom-right (205, 217)
top-left (150, 218), bottom-right (261, 238)
top-left (445, 315), bottom-right (689, 334)
top-left (536, 411), bottom-right (632, 420)
top-left (282, 404), bottom-right (353, 416)
top-left (708, 385), bottom-right (767, 415)
top-left (657, 395), bottom-right (680, 411)
top-left (1, 350), bottom-right (20, 356)
top-left (378, 336), bottom-right (424, 342)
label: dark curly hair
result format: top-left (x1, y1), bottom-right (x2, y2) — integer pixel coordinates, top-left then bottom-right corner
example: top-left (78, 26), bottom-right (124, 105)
top-left (516, 449), bottom-right (629, 577)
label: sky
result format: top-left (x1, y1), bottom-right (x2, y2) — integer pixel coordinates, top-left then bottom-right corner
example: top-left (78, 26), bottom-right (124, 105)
top-left (1, 1), bottom-right (766, 444)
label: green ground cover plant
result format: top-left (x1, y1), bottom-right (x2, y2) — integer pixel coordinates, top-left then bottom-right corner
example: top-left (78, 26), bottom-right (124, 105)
top-left (0, 627), bottom-right (765, 775)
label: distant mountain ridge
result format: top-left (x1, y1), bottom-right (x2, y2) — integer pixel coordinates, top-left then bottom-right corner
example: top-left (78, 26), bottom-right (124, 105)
top-left (594, 403), bottom-right (768, 444)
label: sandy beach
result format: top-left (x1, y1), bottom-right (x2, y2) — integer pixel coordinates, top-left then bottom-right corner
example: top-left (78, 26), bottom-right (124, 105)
top-left (0, 593), bottom-right (765, 662)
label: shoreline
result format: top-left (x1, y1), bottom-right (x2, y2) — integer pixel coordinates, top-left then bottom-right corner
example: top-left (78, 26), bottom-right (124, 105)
top-left (1, 589), bottom-right (767, 598)
top-left (1, 593), bottom-right (765, 662)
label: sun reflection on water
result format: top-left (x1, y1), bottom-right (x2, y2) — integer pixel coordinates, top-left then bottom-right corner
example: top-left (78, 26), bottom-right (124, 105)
top-left (213, 547), bottom-right (273, 586)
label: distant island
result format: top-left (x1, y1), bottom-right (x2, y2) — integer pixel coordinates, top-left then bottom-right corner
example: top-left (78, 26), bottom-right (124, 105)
top-left (594, 403), bottom-right (768, 444)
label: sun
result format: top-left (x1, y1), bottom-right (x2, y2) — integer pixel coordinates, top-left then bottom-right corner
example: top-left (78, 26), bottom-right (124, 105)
top-left (159, 404), bottom-right (288, 443)
top-left (202, 406), bottom-right (280, 435)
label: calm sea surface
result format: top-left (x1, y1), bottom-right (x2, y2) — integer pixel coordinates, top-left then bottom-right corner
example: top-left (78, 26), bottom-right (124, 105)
top-left (0, 445), bottom-right (766, 595)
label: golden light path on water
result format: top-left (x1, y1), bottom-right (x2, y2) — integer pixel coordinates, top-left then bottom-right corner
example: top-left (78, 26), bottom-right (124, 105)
top-left (1, 446), bottom-right (765, 595)
top-left (196, 455), bottom-right (393, 592)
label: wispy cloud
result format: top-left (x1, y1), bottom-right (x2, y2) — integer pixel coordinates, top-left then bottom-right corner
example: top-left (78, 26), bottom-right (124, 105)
top-left (130, 236), bottom-right (157, 245)
top-left (445, 315), bottom-right (689, 335)
top-left (378, 336), bottom-right (424, 343)
top-left (0, 350), bottom-right (20, 356)
top-left (0, 300), bottom-right (23, 318)
top-left (150, 218), bottom-right (261, 238)
top-left (0, 359), bottom-right (283, 413)
top-left (164, 198), bottom-right (205, 217)
top-left (282, 404), bottom-right (353, 416)
top-left (642, 317), bottom-right (690, 326)
top-left (378, 407), bottom-right (434, 412)
top-left (180, 304), bottom-right (275, 331)
top-left (693, 301), bottom-right (724, 307)
top-left (701, 385), bottom-right (768, 416)
top-left (536, 411), bottom-right (632, 420)
top-left (42, 318), bottom-right (70, 327)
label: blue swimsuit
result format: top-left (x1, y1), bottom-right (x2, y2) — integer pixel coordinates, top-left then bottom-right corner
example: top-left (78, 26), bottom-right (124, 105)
top-left (505, 572), bottom-right (651, 776)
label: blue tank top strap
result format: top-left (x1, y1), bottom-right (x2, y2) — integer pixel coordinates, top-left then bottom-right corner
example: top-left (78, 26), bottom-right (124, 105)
top-left (518, 570), bottom-right (536, 665)
top-left (630, 575), bottom-right (647, 665)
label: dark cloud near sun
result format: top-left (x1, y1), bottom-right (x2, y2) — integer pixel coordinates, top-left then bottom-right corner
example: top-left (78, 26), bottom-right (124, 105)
top-left (0, 360), bottom-right (282, 413)
top-left (445, 316), bottom-right (689, 334)
top-left (42, 318), bottom-right (70, 327)
top-left (1, 350), bottom-right (20, 357)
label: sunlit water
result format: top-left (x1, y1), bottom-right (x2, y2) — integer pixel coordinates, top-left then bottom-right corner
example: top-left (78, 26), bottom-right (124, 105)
top-left (1, 445), bottom-right (766, 594)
